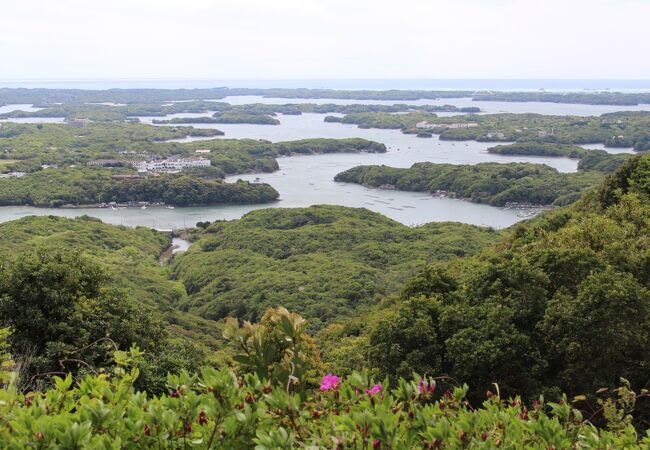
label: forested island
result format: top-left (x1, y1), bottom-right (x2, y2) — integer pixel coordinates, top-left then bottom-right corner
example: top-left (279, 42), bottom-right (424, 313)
top-left (0, 154), bottom-right (649, 446)
top-left (0, 168), bottom-right (279, 207)
top-left (335, 162), bottom-right (603, 206)
top-left (0, 100), bottom-right (480, 123)
top-left (329, 110), bottom-right (650, 150)
top-left (487, 142), bottom-right (589, 158)
top-left (0, 119), bottom-right (389, 206)
top-left (0, 121), bottom-right (384, 176)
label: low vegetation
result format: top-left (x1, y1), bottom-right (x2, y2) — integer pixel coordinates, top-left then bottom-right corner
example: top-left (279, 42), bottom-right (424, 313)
top-left (0, 308), bottom-right (647, 448)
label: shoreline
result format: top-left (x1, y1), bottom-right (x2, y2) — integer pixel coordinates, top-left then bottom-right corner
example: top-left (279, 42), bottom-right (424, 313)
top-left (2, 199), bottom-right (281, 210)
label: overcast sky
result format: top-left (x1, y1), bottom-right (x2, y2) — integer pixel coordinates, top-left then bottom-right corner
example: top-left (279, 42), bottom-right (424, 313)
top-left (2, 0), bottom-right (649, 81)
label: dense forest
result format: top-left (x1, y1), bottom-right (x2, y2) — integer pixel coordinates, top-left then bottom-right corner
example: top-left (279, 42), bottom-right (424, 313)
top-left (320, 154), bottom-right (650, 410)
top-left (0, 154), bottom-right (649, 446)
top-left (171, 206), bottom-right (497, 329)
top-left (0, 215), bottom-right (223, 392)
top-left (335, 162), bottom-right (604, 206)
top-left (0, 168), bottom-right (279, 207)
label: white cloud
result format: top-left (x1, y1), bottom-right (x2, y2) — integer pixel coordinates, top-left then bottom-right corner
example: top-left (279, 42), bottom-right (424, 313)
top-left (1, 0), bottom-right (648, 79)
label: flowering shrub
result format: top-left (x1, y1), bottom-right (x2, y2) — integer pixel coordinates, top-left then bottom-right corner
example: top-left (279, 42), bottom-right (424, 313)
top-left (320, 373), bottom-right (341, 391)
top-left (0, 347), bottom-right (648, 449)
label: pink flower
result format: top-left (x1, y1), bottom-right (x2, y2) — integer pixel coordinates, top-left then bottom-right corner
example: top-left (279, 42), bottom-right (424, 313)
top-left (320, 374), bottom-right (341, 391)
top-left (366, 383), bottom-right (382, 395)
top-left (419, 379), bottom-right (436, 395)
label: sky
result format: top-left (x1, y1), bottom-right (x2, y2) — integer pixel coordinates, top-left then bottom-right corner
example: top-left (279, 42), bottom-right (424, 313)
top-left (2, 0), bottom-right (650, 81)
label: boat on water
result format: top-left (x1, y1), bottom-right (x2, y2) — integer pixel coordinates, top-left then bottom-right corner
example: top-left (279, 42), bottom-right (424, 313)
top-left (166, 205), bottom-right (175, 209)
top-left (141, 205), bottom-right (147, 210)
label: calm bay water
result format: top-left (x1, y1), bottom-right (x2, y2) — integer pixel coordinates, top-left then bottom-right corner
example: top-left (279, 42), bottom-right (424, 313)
top-left (0, 98), bottom-right (641, 229)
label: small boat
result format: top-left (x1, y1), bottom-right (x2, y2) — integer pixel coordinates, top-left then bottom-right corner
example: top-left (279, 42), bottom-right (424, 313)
top-left (141, 205), bottom-right (147, 210)
top-left (111, 206), bottom-right (117, 211)
top-left (166, 205), bottom-right (175, 209)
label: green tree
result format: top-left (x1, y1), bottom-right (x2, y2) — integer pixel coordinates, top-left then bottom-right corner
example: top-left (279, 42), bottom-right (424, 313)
top-left (0, 250), bottom-right (166, 387)
top-left (541, 270), bottom-right (650, 393)
top-left (367, 296), bottom-right (443, 379)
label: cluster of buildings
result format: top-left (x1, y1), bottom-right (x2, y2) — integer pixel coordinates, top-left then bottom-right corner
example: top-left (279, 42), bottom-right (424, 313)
top-left (131, 155), bottom-right (211, 174)
top-left (0, 171), bottom-right (26, 179)
top-left (416, 121), bottom-right (479, 130)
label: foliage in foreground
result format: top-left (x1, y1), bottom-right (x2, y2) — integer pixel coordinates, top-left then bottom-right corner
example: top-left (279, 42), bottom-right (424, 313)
top-left (1, 338), bottom-right (649, 448)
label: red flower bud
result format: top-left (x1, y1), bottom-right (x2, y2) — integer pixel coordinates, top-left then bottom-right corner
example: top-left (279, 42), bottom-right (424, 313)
top-left (481, 431), bottom-right (487, 441)
top-left (372, 438), bottom-right (381, 449)
top-left (198, 411), bottom-right (208, 426)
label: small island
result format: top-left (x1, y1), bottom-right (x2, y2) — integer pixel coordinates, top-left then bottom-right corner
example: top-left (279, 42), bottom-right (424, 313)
top-left (334, 162), bottom-right (604, 207)
top-left (0, 167), bottom-right (279, 208)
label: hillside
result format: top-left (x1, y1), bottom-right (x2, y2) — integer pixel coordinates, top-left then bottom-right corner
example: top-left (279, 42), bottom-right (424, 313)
top-left (324, 154), bottom-right (650, 408)
top-left (0, 215), bottom-right (222, 349)
top-left (171, 205), bottom-right (499, 329)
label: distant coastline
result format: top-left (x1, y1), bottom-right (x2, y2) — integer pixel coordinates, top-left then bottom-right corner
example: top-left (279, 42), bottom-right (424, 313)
top-left (2, 78), bottom-right (650, 91)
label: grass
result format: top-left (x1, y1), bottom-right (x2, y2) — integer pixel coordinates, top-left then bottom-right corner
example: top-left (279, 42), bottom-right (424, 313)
top-left (0, 160), bottom-right (19, 171)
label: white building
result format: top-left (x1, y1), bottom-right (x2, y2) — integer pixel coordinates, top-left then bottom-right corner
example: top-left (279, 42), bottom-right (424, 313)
top-left (416, 121), bottom-right (479, 129)
top-left (195, 149), bottom-right (211, 154)
top-left (132, 156), bottom-right (211, 173)
top-left (0, 172), bottom-right (27, 179)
